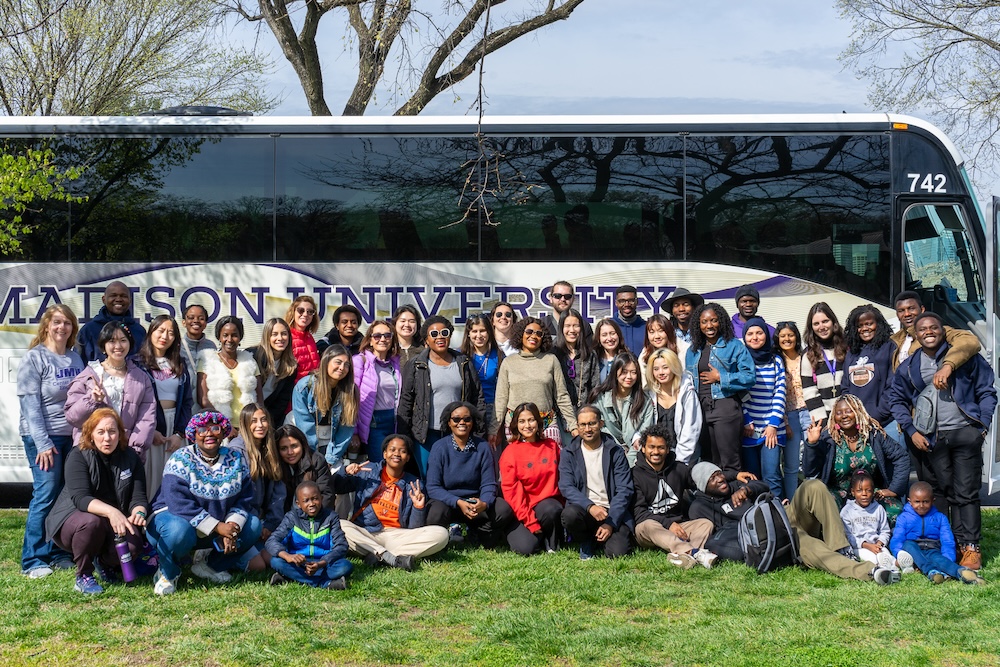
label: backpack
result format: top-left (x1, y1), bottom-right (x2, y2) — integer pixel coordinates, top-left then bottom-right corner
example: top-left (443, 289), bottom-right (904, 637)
top-left (737, 492), bottom-right (799, 574)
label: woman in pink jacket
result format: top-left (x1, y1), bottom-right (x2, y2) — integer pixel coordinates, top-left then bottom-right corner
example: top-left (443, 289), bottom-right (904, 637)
top-left (352, 319), bottom-right (401, 464)
top-left (64, 322), bottom-right (157, 463)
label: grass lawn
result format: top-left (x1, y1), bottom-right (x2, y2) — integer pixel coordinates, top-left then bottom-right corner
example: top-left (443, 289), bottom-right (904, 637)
top-left (2, 510), bottom-right (1000, 667)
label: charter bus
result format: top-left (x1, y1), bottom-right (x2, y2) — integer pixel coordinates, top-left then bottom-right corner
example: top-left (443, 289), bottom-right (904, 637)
top-left (0, 112), bottom-right (996, 488)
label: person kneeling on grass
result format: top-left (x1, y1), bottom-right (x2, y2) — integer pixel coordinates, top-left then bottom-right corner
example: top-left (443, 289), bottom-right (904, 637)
top-left (558, 405), bottom-right (635, 560)
top-left (335, 435), bottom-right (449, 571)
top-left (266, 481), bottom-right (353, 590)
top-left (687, 461), bottom-right (770, 562)
top-left (889, 481), bottom-right (985, 585)
top-left (631, 424), bottom-right (718, 569)
top-left (146, 411), bottom-right (262, 595)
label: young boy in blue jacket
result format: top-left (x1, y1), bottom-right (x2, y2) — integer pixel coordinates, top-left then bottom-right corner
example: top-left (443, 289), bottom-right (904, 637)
top-left (890, 481), bottom-right (984, 585)
top-left (266, 481), bottom-right (353, 590)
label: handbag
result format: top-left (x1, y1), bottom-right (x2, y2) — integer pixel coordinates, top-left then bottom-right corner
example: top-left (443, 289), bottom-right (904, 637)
top-left (912, 380), bottom-right (939, 435)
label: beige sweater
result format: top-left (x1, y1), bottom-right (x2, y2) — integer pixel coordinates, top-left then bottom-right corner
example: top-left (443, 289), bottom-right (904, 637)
top-left (493, 351), bottom-right (577, 434)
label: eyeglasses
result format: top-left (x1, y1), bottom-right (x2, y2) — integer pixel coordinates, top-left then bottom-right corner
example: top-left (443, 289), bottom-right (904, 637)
top-left (428, 329), bottom-right (451, 338)
top-left (551, 293), bottom-right (573, 301)
top-left (523, 328), bottom-right (545, 338)
top-left (295, 307), bottom-right (316, 316)
top-left (371, 332), bottom-right (393, 340)
top-left (196, 424), bottom-right (224, 435)
top-left (578, 421), bottom-right (601, 429)
top-left (493, 312), bottom-right (513, 319)
top-left (450, 416), bottom-right (473, 424)
top-left (616, 298), bottom-right (638, 305)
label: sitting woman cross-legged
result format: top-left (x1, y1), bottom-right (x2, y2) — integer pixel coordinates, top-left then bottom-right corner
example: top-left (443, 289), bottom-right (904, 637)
top-left (426, 401), bottom-right (513, 546)
top-left (146, 411), bottom-right (262, 595)
top-left (46, 408), bottom-right (148, 595)
top-left (336, 435), bottom-right (449, 571)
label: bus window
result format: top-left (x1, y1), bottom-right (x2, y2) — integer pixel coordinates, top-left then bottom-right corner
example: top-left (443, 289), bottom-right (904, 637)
top-left (902, 203), bottom-right (983, 305)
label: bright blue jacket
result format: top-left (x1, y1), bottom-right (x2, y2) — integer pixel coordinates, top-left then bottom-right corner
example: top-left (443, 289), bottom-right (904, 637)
top-left (337, 462), bottom-right (427, 533)
top-left (685, 337), bottom-right (756, 400)
top-left (558, 434), bottom-right (635, 530)
top-left (265, 505), bottom-right (347, 562)
top-left (291, 374), bottom-right (355, 469)
top-left (887, 342), bottom-right (997, 447)
top-left (890, 502), bottom-right (957, 562)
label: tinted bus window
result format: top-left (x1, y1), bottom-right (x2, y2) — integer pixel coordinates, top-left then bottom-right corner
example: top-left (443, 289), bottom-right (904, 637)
top-left (685, 134), bottom-right (892, 303)
top-left (275, 136), bottom-right (477, 261)
top-left (481, 135), bottom-right (685, 261)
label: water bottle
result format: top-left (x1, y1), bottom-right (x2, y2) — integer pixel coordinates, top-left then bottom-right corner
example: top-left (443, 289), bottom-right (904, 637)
top-left (115, 535), bottom-right (137, 583)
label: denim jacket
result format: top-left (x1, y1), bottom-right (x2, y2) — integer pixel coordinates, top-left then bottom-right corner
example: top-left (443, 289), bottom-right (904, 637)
top-left (685, 337), bottom-right (756, 400)
top-left (291, 375), bottom-right (355, 470)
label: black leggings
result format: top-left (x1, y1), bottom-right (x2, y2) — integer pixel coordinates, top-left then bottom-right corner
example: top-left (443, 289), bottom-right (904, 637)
top-left (702, 396), bottom-right (743, 480)
top-left (505, 498), bottom-right (564, 556)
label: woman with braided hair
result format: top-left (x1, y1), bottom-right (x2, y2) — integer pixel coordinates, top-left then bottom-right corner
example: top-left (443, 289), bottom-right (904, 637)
top-left (806, 393), bottom-right (909, 522)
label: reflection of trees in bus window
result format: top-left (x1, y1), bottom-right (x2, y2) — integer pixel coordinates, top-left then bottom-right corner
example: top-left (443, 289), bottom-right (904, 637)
top-left (684, 134), bottom-right (891, 303)
top-left (903, 204), bottom-right (982, 303)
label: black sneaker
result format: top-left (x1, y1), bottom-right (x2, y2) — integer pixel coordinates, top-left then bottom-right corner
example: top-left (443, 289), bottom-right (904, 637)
top-left (837, 545), bottom-right (856, 560)
top-left (393, 555), bottom-right (415, 572)
top-left (325, 576), bottom-right (348, 590)
top-left (269, 572), bottom-right (287, 586)
top-left (363, 553), bottom-right (383, 568)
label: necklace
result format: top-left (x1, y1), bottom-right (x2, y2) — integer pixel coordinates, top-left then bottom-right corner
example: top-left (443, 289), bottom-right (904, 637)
top-left (103, 360), bottom-right (126, 372)
top-left (197, 449), bottom-right (220, 465)
top-left (218, 352), bottom-right (237, 370)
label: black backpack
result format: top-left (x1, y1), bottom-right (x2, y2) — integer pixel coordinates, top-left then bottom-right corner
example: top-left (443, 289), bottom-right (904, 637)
top-left (737, 493), bottom-right (800, 574)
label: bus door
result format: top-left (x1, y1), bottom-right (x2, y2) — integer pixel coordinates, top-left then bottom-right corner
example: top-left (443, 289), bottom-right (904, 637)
top-left (989, 197), bottom-right (999, 493)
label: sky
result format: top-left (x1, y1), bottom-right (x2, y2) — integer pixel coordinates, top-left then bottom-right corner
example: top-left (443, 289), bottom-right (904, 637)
top-left (254, 0), bottom-right (871, 118)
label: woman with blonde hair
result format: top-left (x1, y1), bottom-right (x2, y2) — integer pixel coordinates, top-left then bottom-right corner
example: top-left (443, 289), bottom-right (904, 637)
top-left (645, 348), bottom-right (702, 465)
top-left (18, 304), bottom-right (86, 578)
top-left (292, 344), bottom-right (359, 471)
top-left (284, 295), bottom-right (320, 383)
top-left (249, 317), bottom-right (299, 427)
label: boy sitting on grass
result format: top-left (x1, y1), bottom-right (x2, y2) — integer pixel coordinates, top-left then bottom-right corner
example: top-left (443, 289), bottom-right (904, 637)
top-left (890, 481), bottom-right (985, 586)
top-left (265, 481), bottom-right (353, 590)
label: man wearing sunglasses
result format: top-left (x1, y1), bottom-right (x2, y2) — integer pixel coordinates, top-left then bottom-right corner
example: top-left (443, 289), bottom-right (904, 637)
top-left (540, 281), bottom-right (576, 336)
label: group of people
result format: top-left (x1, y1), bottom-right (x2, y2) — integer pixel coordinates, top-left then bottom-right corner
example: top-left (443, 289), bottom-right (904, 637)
top-left (17, 278), bottom-right (995, 594)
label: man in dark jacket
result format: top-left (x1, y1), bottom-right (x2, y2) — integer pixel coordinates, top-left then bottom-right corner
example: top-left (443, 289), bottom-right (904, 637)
top-left (688, 461), bottom-right (770, 561)
top-left (887, 311), bottom-right (997, 570)
top-left (631, 424), bottom-right (717, 569)
top-left (558, 406), bottom-right (634, 559)
top-left (76, 281), bottom-right (146, 363)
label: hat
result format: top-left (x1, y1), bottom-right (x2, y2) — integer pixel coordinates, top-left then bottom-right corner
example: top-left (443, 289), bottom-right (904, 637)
top-left (734, 284), bottom-right (760, 304)
top-left (661, 287), bottom-right (705, 313)
top-left (691, 461), bottom-right (722, 493)
top-left (185, 411), bottom-right (233, 443)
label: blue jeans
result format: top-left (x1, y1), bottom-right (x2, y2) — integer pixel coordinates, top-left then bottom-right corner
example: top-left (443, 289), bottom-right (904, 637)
top-left (902, 540), bottom-right (962, 580)
top-left (270, 555), bottom-right (353, 587)
top-left (366, 409), bottom-right (396, 463)
top-left (21, 435), bottom-right (73, 572)
top-left (784, 408), bottom-right (809, 500)
top-left (414, 428), bottom-right (443, 479)
top-left (147, 511), bottom-right (263, 581)
top-left (742, 442), bottom-right (786, 499)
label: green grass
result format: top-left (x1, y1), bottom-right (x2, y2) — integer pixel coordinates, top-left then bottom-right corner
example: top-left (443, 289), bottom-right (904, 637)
top-left (3, 510), bottom-right (1000, 667)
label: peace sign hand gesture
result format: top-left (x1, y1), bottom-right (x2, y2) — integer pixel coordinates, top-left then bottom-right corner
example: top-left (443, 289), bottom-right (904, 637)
top-left (805, 417), bottom-right (823, 444)
top-left (408, 480), bottom-right (426, 509)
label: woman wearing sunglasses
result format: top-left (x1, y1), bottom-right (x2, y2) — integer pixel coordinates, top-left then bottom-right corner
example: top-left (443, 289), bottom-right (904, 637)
top-left (425, 401), bottom-right (512, 545)
top-left (489, 302), bottom-right (519, 357)
top-left (284, 296), bottom-right (320, 384)
top-left (494, 317), bottom-right (578, 445)
top-left (398, 316), bottom-right (485, 477)
top-left (353, 320), bottom-right (402, 463)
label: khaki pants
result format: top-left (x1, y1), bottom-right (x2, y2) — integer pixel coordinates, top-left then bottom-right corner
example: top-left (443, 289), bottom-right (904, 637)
top-left (635, 518), bottom-right (713, 554)
top-left (340, 521), bottom-right (449, 559)
top-left (786, 479), bottom-right (873, 581)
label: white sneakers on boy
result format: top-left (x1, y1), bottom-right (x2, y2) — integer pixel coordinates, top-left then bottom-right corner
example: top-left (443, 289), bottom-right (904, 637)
top-left (875, 549), bottom-right (898, 571)
top-left (895, 550), bottom-right (915, 575)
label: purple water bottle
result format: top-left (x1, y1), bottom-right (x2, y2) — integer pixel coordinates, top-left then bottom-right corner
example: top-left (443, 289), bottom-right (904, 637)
top-left (115, 535), bottom-right (137, 583)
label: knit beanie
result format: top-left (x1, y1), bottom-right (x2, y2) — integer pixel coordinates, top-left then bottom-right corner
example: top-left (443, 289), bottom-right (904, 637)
top-left (691, 461), bottom-right (722, 493)
top-left (734, 284), bottom-right (760, 304)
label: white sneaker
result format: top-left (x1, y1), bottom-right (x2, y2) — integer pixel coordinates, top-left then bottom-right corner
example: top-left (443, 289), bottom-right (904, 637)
top-left (191, 551), bottom-right (232, 583)
top-left (693, 549), bottom-right (718, 570)
top-left (876, 549), bottom-right (898, 571)
top-left (153, 569), bottom-right (177, 596)
top-left (896, 550), bottom-right (915, 575)
top-left (668, 552), bottom-right (697, 569)
top-left (27, 566), bottom-right (54, 579)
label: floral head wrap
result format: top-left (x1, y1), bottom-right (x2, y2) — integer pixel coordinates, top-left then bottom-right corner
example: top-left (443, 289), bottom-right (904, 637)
top-left (185, 411), bottom-right (232, 443)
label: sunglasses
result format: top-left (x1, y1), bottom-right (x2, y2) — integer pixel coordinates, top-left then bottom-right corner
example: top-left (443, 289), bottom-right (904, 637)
top-left (551, 293), bottom-right (573, 301)
top-left (428, 329), bottom-right (451, 338)
top-left (196, 424), bottom-right (224, 435)
top-left (523, 328), bottom-right (545, 338)
top-left (450, 416), bottom-right (473, 424)
top-left (295, 307), bottom-right (316, 316)
top-left (493, 312), bottom-right (513, 319)
top-left (371, 332), bottom-right (393, 340)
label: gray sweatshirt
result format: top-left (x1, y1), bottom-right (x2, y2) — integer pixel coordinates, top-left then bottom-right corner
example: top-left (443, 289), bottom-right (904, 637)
top-left (839, 499), bottom-right (890, 550)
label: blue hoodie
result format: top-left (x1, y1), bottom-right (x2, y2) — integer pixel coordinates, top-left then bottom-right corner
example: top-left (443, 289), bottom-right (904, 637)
top-left (76, 306), bottom-right (146, 364)
top-left (890, 502), bottom-right (957, 562)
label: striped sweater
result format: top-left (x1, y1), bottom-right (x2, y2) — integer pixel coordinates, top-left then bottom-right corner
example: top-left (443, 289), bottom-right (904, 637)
top-left (800, 348), bottom-right (843, 425)
top-left (741, 357), bottom-right (787, 447)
